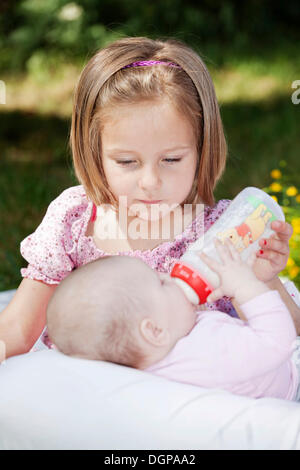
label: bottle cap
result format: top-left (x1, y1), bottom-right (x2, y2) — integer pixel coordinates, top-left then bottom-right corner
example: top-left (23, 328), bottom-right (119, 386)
top-left (170, 262), bottom-right (213, 304)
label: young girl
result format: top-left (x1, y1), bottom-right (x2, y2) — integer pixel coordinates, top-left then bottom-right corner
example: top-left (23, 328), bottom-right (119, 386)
top-left (0, 36), bottom-right (298, 358)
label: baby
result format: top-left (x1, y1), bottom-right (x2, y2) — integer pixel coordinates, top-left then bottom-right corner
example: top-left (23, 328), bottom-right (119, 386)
top-left (47, 239), bottom-right (300, 401)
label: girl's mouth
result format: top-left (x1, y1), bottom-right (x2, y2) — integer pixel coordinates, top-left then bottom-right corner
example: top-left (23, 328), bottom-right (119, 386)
top-left (138, 200), bottom-right (162, 204)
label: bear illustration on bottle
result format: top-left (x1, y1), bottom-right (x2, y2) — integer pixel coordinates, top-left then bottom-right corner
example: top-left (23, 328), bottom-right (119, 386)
top-left (216, 204), bottom-right (273, 253)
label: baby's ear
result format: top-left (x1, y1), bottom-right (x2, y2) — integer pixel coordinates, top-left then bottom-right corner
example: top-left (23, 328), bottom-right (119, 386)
top-left (140, 318), bottom-right (170, 347)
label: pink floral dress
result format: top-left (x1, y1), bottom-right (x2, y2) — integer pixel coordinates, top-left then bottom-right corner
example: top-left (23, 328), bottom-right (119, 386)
top-left (20, 185), bottom-right (236, 348)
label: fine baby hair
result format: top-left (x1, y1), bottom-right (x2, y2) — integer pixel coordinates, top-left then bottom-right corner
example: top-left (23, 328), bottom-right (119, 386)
top-left (70, 36), bottom-right (227, 209)
top-left (46, 256), bottom-right (154, 368)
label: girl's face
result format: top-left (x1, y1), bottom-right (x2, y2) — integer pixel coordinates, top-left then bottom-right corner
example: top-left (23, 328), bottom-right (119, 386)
top-left (101, 100), bottom-right (198, 220)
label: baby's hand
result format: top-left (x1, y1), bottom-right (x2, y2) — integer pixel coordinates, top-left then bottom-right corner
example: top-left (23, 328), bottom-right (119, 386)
top-left (199, 238), bottom-right (264, 304)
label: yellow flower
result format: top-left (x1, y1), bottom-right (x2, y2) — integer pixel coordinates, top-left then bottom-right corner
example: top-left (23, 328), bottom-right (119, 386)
top-left (291, 218), bottom-right (300, 230)
top-left (269, 182), bottom-right (282, 192)
top-left (289, 266), bottom-right (300, 279)
top-left (286, 257), bottom-right (295, 268)
top-left (270, 195), bottom-right (278, 202)
top-left (293, 225), bottom-right (300, 235)
top-left (295, 194), bottom-right (300, 203)
top-left (270, 169), bottom-right (282, 179)
top-left (286, 186), bottom-right (298, 196)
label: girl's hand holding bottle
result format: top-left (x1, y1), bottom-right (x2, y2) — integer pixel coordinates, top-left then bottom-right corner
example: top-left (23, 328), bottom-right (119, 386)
top-left (253, 220), bottom-right (293, 283)
top-left (199, 238), bottom-right (270, 306)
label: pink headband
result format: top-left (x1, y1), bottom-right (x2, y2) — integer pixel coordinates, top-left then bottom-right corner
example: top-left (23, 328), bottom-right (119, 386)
top-left (122, 60), bottom-right (181, 69)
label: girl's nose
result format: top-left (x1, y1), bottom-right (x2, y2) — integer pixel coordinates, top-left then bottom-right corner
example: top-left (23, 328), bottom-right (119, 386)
top-left (138, 167), bottom-right (161, 193)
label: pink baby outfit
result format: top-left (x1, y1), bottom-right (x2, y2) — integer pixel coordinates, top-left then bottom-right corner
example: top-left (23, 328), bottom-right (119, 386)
top-left (20, 185), bottom-right (236, 347)
top-left (146, 290), bottom-right (299, 401)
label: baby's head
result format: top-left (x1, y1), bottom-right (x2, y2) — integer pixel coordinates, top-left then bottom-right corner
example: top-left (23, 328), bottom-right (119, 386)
top-left (47, 256), bottom-right (197, 369)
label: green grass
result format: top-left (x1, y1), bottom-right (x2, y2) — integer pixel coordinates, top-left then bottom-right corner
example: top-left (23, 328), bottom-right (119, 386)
top-left (215, 96), bottom-right (300, 200)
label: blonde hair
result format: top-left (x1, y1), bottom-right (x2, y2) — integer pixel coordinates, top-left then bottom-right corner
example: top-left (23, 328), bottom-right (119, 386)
top-left (70, 36), bottom-right (227, 208)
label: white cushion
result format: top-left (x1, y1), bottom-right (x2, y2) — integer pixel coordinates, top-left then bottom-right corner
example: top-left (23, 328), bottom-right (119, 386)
top-left (0, 349), bottom-right (300, 450)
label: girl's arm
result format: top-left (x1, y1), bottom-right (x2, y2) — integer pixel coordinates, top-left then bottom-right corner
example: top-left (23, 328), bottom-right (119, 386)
top-left (0, 278), bottom-right (57, 358)
top-left (251, 221), bottom-right (300, 333)
top-left (0, 187), bottom-right (84, 359)
top-left (265, 276), bottom-right (300, 335)
top-left (230, 276), bottom-right (300, 335)
top-left (232, 277), bottom-right (300, 330)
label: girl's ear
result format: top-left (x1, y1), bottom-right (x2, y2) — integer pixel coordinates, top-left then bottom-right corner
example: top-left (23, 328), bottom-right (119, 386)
top-left (140, 318), bottom-right (170, 347)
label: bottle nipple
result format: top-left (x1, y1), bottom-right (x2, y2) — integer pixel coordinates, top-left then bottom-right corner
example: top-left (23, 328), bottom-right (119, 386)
top-left (171, 262), bottom-right (213, 305)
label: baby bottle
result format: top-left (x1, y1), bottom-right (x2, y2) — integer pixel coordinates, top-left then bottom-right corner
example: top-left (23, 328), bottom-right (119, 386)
top-left (170, 187), bottom-right (285, 305)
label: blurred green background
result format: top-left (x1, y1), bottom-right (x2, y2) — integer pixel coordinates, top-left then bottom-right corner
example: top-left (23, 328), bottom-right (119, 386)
top-left (0, 0), bottom-right (300, 290)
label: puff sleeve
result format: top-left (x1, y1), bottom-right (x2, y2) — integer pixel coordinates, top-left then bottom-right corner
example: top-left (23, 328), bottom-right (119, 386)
top-left (20, 186), bottom-right (89, 285)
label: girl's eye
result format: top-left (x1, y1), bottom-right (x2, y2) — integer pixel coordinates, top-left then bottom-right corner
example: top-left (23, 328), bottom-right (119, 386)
top-left (116, 160), bottom-right (135, 166)
top-left (116, 158), bottom-right (182, 166)
top-left (163, 158), bottom-right (181, 163)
